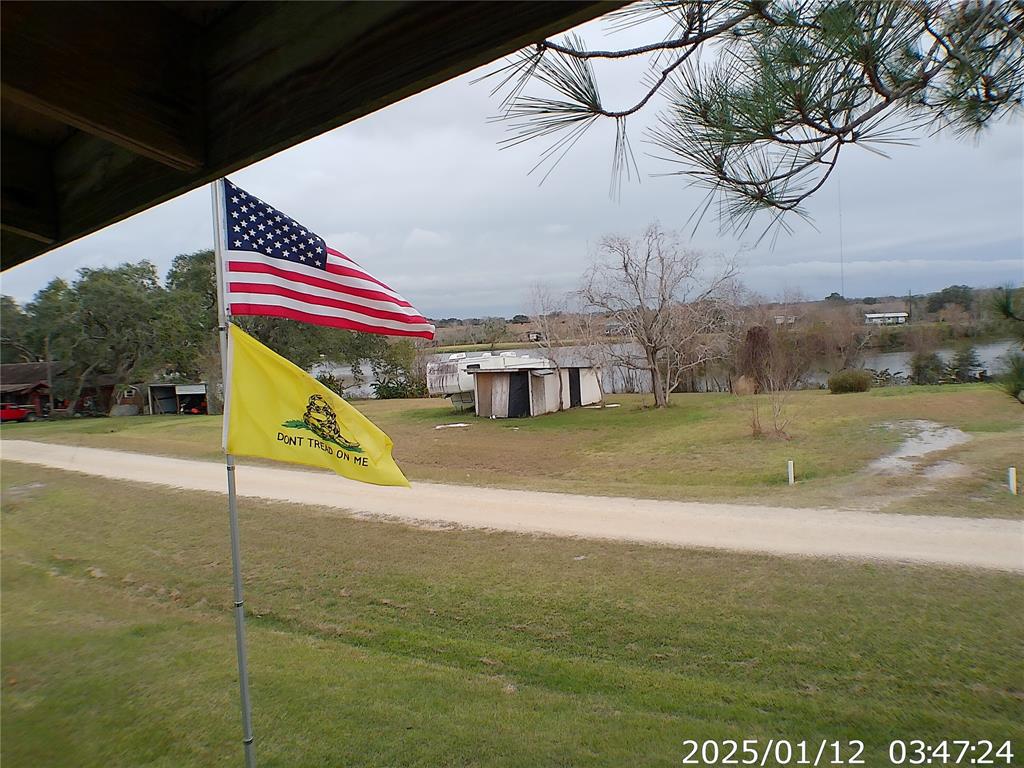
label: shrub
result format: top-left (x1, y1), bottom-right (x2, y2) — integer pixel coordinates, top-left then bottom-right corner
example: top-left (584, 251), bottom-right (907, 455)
top-left (948, 345), bottom-right (982, 383)
top-left (910, 351), bottom-right (945, 384)
top-left (315, 373), bottom-right (347, 397)
top-left (371, 372), bottom-right (426, 399)
top-left (369, 340), bottom-right (428, 399)
top-left (828, 369), bottom-right (873, 394)
top-left (1000, 352), bottom-right (1024, 404)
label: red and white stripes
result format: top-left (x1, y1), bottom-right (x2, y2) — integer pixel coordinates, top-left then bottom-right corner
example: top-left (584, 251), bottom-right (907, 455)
top-left (225, 247), bottom-right (435, 338)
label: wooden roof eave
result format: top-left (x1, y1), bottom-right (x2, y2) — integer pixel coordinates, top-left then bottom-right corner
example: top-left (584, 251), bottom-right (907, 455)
top-left (0, 1), bottom-right (623, 271)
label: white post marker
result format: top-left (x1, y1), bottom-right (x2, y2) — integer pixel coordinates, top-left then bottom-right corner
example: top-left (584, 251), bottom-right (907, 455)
top-left (1010, 467), bottom-right (1018, 496)
top-left (787, 460), bottom-right (795, 486)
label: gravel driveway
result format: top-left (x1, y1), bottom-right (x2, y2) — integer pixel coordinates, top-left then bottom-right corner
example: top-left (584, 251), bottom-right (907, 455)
top-left (3, 439), bottom-right (1021, 571)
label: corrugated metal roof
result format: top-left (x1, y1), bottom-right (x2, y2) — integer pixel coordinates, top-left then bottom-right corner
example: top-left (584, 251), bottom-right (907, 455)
top-left (0, 380), bottom-right (48, 394)
top-left (0, 361), bottom-right (65, 384)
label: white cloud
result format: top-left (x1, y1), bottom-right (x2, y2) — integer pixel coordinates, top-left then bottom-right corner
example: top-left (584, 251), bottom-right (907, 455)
top-left (542, 224), bottom-right (571, 236)
top-left (322, 231), bottom-right (373, 258)
top-left (403, 228), bottom-right (452, 250)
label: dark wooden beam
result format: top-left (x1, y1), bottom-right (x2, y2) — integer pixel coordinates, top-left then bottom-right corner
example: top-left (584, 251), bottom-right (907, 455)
top-left (2, 1), bottom-right (622, 271)
top-left (1, 230), bottom-right (47, 271)
top-left (52, 132), bottom-right (186, 250)
top-left (1, 133), bottom-right (56, 245)
top-left (1, 2), bottom-right (205, 172)
top-left (204, 2), bottom-right (619, 170)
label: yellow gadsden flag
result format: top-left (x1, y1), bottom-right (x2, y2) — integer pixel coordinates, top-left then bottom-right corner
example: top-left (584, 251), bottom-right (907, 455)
top-left (225, 324), bottom-right (409, 487)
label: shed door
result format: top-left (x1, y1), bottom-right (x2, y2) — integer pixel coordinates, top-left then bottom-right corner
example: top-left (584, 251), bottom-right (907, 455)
top-left (475, 375), bottom-right (493, 418)
top-left (491, 374), bottom-right (509, 417)
top-left (568, 368), bottom-right (582, 408)
top-left (530, 373), bottom-right (547, 415)
top-left (508, 373), bottom-right (530, 418)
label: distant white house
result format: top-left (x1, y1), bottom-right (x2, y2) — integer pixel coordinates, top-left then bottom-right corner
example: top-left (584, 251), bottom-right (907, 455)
top-left (864, 312), bottom-right (908, 326)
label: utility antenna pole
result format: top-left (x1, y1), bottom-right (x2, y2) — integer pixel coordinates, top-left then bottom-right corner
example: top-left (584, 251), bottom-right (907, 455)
top-left (837, 177), bottom-right (846, 298)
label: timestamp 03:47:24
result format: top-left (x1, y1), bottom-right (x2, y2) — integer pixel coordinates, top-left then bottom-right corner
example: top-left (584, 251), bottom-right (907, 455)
top-left (680, 738), bottom-right (1015, 766)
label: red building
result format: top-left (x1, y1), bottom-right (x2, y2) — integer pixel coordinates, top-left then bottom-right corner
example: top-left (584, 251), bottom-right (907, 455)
top-left (0, 361), bottom-right (64, 416)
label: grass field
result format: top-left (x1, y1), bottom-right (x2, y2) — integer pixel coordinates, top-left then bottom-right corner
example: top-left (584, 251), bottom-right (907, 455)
top-left (4, 384), bottom-right (1022, 517)
top-left (2, 462), bottom-right (1022, 767)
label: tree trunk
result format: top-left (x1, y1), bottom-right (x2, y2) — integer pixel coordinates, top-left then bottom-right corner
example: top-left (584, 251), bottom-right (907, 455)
top-left (109, 359), bottom-right (135, 414)
top-left (648, 350), bottom-right (667, 407)
top-left (44, 335), bottom-right (55, 413)
top-left (67, 362), bottom-right (99, 416)
top-left (554, 363), bottom-right (565, 411)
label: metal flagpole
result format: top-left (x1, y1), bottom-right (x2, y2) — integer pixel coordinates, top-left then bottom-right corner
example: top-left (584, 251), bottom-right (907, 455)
top-left (211, 178), bottom-right (257, 768)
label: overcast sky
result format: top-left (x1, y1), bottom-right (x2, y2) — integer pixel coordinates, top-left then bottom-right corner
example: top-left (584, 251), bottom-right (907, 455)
top-left (3, 13), bottom-right (1022, 318)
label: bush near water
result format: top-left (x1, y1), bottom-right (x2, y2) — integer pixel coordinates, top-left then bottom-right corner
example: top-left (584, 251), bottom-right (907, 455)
top-left (828, 369), bottom-right (873, 394)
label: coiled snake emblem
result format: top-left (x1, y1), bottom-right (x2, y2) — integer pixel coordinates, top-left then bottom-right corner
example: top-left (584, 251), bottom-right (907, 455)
top-left (302, 394), bottom-right (361, 452)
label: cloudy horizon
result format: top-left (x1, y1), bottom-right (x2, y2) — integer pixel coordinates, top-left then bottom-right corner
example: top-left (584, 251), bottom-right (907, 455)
top-left (2, 13), bottom-right (1022, 318)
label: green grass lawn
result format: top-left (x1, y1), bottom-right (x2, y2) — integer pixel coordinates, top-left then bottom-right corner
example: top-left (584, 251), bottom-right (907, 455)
top-left (2, 463), bottom-right (1022, 767)
top-left (4, 384), bottom-right (1022, 517)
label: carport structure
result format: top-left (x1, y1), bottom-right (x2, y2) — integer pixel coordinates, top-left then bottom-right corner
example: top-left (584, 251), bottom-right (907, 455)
top-left (1, 0), bottom-right (620, 270)
top-left (149, 382), bottom-right (208, 415)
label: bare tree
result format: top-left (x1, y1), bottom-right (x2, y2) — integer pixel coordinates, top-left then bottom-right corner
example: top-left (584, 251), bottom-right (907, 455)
top-left (796, 303), bottom-right (874, 372)
top-left (733, 294), bottom-right (875, 436)
top-left (737, 323), bottom-right (811, 437)
top-left (579, 224), bottom-right (738, 408)
top-left (477, 317), bottom-right (509, 350)
top-left (529, 284), bottom-right (577, 410)
top-left (556, 295), bottom-right (642, 394)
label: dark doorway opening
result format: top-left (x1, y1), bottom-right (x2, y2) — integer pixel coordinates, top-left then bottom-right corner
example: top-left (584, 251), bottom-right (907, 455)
top-left (568, 368), bottom-right (582, 408)
top-left (508, 373), bottom-right (530, 418)
top-left (150, 385), bottom-right (178, 414)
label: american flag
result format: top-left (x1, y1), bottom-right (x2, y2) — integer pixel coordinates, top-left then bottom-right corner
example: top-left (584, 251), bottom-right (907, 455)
top-left (220, 179), bottom-right (434, 339)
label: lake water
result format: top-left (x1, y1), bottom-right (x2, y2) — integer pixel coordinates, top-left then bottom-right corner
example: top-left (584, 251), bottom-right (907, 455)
top-left (860, 339), bottom-right (1016, 378)
top-left (424, 338), bottom-right (1019, 395)
top-left (320, 339), bottom-right (1017, 398)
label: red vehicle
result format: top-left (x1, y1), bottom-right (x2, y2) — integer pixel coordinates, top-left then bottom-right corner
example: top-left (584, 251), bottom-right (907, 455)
top-left (0, 403), bottom-right (37, 422)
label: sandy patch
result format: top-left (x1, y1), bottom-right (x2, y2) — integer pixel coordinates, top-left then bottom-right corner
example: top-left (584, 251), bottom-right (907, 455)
top-left (869, 420), bottom-right (972, 475)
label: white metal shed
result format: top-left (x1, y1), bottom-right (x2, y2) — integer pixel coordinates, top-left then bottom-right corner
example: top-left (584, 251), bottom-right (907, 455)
top-left (470, 364), bottom-right (602, 418)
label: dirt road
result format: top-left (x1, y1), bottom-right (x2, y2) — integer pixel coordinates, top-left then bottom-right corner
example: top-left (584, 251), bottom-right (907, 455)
top-left (3, 439), bottom-right (1021, 571)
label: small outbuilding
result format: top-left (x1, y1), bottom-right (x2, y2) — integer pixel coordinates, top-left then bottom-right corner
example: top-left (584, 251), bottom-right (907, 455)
top-left (470, 363), bottom-right (602, 418)
top-left (148, 383), bottom-right (209, 415)
top-left (108, 384), bottom-right (147, 416)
